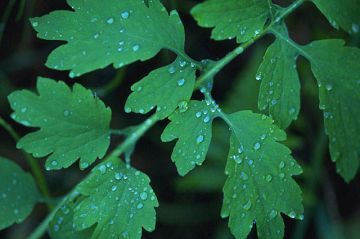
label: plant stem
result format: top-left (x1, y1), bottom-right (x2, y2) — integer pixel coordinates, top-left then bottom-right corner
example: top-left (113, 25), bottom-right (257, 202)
top-left (96, 68), bottom-right (126, 97)
top-left (292, 128), bottom-right (328, 239)
top-left (27, 190), bottom-right (79, 239)
top-left (109, 114), bottom-right (159, 158)
top-left (0, 117), bottom-right (52, 203)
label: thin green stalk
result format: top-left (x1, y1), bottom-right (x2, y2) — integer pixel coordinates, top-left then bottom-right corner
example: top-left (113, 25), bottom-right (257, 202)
top-left (97, 68), bottom-right (126, 97)
top-left (292, 128), bottom-right (328, 239)
top-left (0, 117), bottom-right (51, 202)
top-left (27, 190), bottom-right (79, 239)
top-left (109, 114), bottom-right (159, 158)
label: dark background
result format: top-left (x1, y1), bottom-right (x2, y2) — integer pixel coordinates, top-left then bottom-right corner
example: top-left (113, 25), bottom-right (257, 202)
top-left (0, 0), bottom-right (359, 238)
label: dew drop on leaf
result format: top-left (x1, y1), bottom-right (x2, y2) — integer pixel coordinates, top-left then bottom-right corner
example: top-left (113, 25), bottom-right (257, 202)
top-left (243, 200), bottom-right (252, 210)
top-left (196, 135), bottom-right (204, 144)
top-left (177, 78), bottom-right (185, 86)
top-left (121, 11), bottom-right (130, 19)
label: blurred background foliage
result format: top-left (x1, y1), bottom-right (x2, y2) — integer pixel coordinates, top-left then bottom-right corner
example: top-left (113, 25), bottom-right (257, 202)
top-left (0, 0), bottom-right (359, 239)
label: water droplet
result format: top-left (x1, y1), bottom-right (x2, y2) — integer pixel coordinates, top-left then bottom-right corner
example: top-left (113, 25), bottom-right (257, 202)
top-left (14, 209), bottom-right (19, 214)
top-left (121, 11), bottom-right (130, 19)
top-left (117, 47), bottom-right (123, 52)
top-left (352, 23), bottom-right (359, 33)
top-left (240, 172), bottom-right (249, 180)
top-left (132, 44), bottom-right (140, 52)
top-left (289, 108), bottom-right (296, 114)
top-left (195, 112), bottom-right (202, 118)
top-left (111, 185), bottom-right (117, 191)
top-left (63, 110), bottom-right (70, 117)
top-left (238, 145), bottom-right (244, 154)
top-left (178, 101), bottom-right (189, 113)
top-left (269, 210), bottom-right (277, 219)
top-left (203, 115), bottom-right (210, 123)
top-left (271, 99), bottom-right (277, 105)
top-left (168, 66), bottom-right (176, 74)
top-left (179, 60), bottom-right (187, 67)
top-left (279, 161), bottom-right (285, 168)
top-left (140, 192), bottom-right (148, 200)
top-left (93, 33), bottom-right (100, 39)
top-left (53, 224), bottom-right (59, 231)
top-left (32, 22), bottom-right (38, 27)
top-left (177, 78), bottom-right (185, 86)
top-left (243, 200), bottom-right (252, 210)
top-left (256, 73), bottom-right (262, 81)
top-left (115, 172), bottom-right (122, 180)
top-left (125, 107), bottom-right (131, 113)
top-left (137, 203), bottom-right (144, 209)
top-left (196, 135), bottom-right (204, 144)
top-left (81, 162), bottom-right (89, 169)
top-left (325, 84), bottom-right (333, 91)
top-left (265, 174), bottom-right (272, 182)
top-left (51, 161), bottom-right (58, 166)
top-left (106, 17), bottom-right (114, 24)
top-left (99, 165), bottom-right (107, 174)
top-left (21, 107), bottom-right (27, 113)
top-left (253, 142), bottom-right (261, 150)
top-left (235, 47), bottom-right (244, 54)
top-left (289, 211), bottom-right (296, 218)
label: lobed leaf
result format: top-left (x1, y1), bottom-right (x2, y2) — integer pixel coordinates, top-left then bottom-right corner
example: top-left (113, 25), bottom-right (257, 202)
top-left (222, 111), bottom-right (303, 239)
top-left (73, 157), bottom-right (159, 239)
top-left (49, 199), bottom-right (94, 239)
top-left (0, 157), bottom-right (40, 230)
top-left (258, 25), bottom-right (300, 129)
top-left (8, 77), bottom-right (111, 170)
top-left (161, 100), bottom-right (219, 176)
top-left (301, 39), bottom-right (360, 181)
top-left (125, 57), bottom-right (196, 119)
top-left (311, 0), bottom-right (360, 33)
top-left (191, 0), bottom-right (272, 43)
top-left (30, 0), bottom-right (185, 77)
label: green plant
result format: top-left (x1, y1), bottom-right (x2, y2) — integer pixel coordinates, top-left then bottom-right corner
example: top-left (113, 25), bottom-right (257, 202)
top-left (0, 0), bottom-right (359, 238)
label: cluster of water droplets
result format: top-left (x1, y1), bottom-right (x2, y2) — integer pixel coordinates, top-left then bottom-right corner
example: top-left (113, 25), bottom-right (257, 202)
top-left (69, 161), bottom-right (157, 235)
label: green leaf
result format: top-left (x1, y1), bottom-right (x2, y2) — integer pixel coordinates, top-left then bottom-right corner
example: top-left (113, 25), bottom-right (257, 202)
top-left (49, 199), bottom-right (94, 239)
top-left (191, 0), bottom-right (271, 43)
top-left (311, 0), bottom-right (360, 33)
top-left (8, 77), bottom-right (111, 170)
top-left (301, 40), bottom-right (360, 181)
top-left (258, 26), bottom-right (300, 129)
top-left (0, 157), bottom-right (40, 230)
top-left (222, 111), bottom-right (303, 239)
top-left (125, 57), bottom-right (196, 119)
top-left (73, 157), bottom-right (159, 239)
top-left (161, 100), bottom-right (219, 176)
top-left (30, 0), bottom-right (185, 76)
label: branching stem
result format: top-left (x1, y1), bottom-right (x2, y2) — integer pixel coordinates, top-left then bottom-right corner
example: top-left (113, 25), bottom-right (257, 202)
top-left (26, 0), bottom-right (306, 237)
